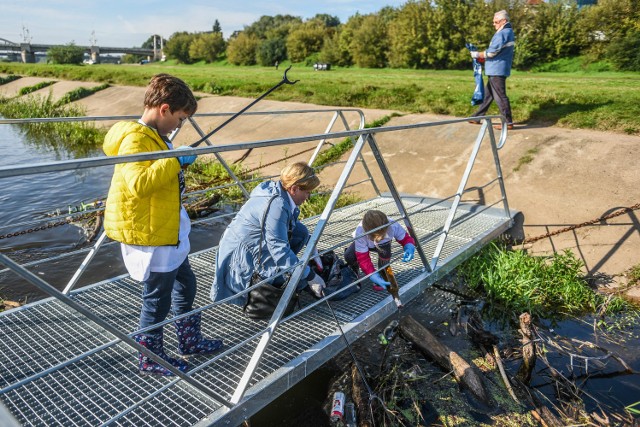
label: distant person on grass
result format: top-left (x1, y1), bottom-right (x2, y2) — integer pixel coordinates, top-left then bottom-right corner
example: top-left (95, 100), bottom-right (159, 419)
top-left (468, 10), bottom-right (516, 130)
top-left (103, 73), bottom-right (222, 376)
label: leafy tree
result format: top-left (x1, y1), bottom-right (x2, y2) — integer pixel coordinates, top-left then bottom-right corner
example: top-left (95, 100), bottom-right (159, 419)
top-left (387, 1), bottom-right (432, 68)
top-left (212, 19), bottom-right (222, 34)
top-left (165, 32), bottom-right (197, 64)
top-left (245, 15), bottom-right (302, 39)
top-left (514, 0), bottom-right (584, 69)
top-left (226, 32), bottom-right (260, 65)
top-left (256, 38), bottom-right (287, 66)
top-left (606, 30), bottom-right (640, 71)
top-left (189, 33), bottom-right (226, 63)
top-left (350, 14), bottom-right (388, 68)
top-left (579, 0), bottom-right (640, 60)
top-left (286, 21), bottom-right (326, 63)
top-left (310, 14), bottom-right (340, 28)
top-left (318, 32), bottom-right (343, 65)
top-left (141, 34), bottom-right (167, 50)
top-left (47, 43), bottom-right (84, 65)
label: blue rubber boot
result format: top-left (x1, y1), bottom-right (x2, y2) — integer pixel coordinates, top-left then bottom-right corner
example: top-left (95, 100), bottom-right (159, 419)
top-left (175, 313), bottom-right (223, 358)
top-left (135, 332), bottom-right (189, 376)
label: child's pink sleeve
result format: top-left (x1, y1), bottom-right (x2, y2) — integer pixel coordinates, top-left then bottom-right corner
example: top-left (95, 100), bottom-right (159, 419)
top-left (356, 251), bottom-right (376, 275)
top-left (397, 233), bottom-right (415, 247)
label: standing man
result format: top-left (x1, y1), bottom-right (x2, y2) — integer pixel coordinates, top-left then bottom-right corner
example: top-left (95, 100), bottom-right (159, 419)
top-left (468, 10), bottom-right (515, 130)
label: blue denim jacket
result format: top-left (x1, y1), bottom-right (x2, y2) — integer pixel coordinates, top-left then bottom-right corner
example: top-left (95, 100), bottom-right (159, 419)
top-left (485, 22), bottom-right (515, 77)
top-left (210, 180), bottom-right (311, 305)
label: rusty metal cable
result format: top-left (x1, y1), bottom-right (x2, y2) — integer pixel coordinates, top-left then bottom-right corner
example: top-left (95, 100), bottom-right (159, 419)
top-left (522, 202), bottom-right (640, 244)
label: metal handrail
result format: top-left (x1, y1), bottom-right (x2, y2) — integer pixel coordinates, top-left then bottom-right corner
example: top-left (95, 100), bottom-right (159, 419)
top-left (0, 111), bottom-right (510, 420)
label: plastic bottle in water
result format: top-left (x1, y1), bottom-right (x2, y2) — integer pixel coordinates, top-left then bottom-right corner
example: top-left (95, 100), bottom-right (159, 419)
top-left (344, 401), bottom-right (357, 427)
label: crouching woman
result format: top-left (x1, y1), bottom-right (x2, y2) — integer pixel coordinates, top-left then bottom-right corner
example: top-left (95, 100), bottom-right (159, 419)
top-left (211, 162), bottom-right (326, 307)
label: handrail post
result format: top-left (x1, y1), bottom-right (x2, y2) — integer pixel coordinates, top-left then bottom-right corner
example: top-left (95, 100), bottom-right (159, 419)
top-left (365, 134), bottom-right (429, 271)
top-left (230, 132), bottom-right (371, 404)
top-left (486, 124), bottom-right (511, 219)
top-left (337, 111), bottom-right (382, 196)
top-left (307, 111), bottom-right (342, 166)
top-left (62, 230), bottom-right (107, 294)
top-left (429, 120), bottom-right (489, 271)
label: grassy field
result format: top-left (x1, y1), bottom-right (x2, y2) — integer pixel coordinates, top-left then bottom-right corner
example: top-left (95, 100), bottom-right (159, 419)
top-left (1, 61), bottom-right (640, 134)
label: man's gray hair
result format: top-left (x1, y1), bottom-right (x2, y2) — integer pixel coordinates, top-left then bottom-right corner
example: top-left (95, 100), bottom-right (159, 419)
top-left (494, 10), bottom-right (509, 21)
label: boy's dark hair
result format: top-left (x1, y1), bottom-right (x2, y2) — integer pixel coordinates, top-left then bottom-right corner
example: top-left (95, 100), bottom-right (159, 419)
top-left (144, 73), bottom-right (197, 115)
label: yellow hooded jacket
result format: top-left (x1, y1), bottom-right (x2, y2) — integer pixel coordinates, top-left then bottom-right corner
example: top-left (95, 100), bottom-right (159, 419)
top-left (103, 121), bottom-right (182, 246)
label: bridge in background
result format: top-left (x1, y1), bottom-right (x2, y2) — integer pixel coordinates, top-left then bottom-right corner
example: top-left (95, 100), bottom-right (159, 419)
top-left (0, 38), bottom-right (157, 63)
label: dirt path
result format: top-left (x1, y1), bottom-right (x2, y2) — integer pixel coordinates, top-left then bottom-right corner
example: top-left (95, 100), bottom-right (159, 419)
top-left (5, 77), bottom-right (639, 298)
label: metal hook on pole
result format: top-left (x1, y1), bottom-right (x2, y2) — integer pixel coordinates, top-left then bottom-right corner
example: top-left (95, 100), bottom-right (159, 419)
top-left (190, 66), bottom-right (299, 149)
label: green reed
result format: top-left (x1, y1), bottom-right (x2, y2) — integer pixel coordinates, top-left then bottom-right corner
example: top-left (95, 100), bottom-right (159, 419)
top-left (457, 242), bottom-right (632, 320)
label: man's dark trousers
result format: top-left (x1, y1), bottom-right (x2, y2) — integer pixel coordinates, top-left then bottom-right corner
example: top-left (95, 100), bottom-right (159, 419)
top-left (472, 75), bottom-right (512, 125)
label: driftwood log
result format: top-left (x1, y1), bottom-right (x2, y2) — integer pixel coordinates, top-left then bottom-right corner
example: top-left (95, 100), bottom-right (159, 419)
top-left (399, 315), bottom-right (490, 404)
top-left (517, 312), bottom-right (536, 384)
top-left (351, 363), bottom-right (373, 427)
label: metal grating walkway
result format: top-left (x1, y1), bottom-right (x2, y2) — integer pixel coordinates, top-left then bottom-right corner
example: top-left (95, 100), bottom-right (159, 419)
top-left (0, 194), bottom-right (518, 426)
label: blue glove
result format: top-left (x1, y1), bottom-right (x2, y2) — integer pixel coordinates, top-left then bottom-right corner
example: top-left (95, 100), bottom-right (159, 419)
top-left (370, 272), bottom-right (390, 289)
top-left (176, 146), bottom-right (197, 167)
top-left (402, 243), bottom-right (415, 262)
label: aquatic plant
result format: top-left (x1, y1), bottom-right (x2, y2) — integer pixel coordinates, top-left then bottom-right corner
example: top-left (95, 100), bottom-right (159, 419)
top-left (0, 93), bottom-right (105, 157)
top-left (457, 242), bottom-right (632, 320)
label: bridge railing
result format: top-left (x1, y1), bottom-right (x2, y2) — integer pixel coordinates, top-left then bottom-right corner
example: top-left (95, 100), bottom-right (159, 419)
top-left (0, 109), bottom-right (510, 420)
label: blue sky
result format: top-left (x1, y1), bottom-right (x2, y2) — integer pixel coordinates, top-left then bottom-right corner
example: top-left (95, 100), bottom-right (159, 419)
top-left (2, 0), bottom-right (407, 48)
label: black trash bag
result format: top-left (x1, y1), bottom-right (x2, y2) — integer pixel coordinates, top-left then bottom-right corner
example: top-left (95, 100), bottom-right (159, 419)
top-left (243, 272), bottom-right (299, 320)
top-left (311, 250), bottom-right (360, 301)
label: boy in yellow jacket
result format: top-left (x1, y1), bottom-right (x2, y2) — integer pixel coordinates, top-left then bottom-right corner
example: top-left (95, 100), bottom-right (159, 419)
top-left (103, 73), bottom-right (222, 376)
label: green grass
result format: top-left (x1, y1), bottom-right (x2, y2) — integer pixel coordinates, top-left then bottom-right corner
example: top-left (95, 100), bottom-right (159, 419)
top-left (0, 74), bottom-right (21, 85)
top-left (18, 80), bottom-right (56, 96)
top-left (56, 83), bottom-right (110, 106)
top-left (457, 242), bottom-right (633, 321)
top-left (513, 147), bottom-right (539, 172)
top-left (1, 61), bottom-right (639, 135)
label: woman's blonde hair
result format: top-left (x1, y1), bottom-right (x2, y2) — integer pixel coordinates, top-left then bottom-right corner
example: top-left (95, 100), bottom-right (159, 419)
top-left (362, 210), bottom-right (389, 242)
top-left (280, 162), bottom-right (320, 191)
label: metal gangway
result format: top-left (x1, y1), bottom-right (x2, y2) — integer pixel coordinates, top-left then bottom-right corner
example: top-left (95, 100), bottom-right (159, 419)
top-left (0, 107), bottom-right (520, 426)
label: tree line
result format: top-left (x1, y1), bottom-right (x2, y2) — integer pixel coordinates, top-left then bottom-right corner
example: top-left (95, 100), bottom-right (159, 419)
top-left (52, 0), bottom-right (639, 71)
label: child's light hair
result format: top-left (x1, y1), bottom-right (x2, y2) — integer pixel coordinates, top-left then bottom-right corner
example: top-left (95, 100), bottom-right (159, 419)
top-left (280, 162), bottom-right (320, 191)
top-left (362, 210), bottom-right (389, 243)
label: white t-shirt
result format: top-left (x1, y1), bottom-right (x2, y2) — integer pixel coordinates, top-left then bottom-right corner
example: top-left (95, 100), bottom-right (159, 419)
top-left (353, 221), bottom-right (408, 254)
top-left (121, 208), bottom-right (191, 281)
top-left (120, 121), bottom-right (190, 281)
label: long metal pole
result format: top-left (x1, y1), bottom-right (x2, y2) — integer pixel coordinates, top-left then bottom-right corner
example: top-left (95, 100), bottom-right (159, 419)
top-left (365, 134), bottom-right (429, 271)
top-left (190, 66), bottom-right (299, 148)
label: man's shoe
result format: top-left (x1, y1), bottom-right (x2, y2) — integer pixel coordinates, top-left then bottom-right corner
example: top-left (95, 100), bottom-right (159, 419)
top-left (468, 120), bottom-right (481, 125)
top-left (493, 123), bottom-right (514, 130)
